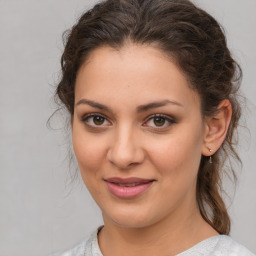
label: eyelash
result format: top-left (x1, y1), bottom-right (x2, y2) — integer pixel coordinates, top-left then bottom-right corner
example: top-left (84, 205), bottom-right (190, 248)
top-left (143, 114), bottom-right (176, 129)
top-left (81, 113), bottom-right (111, 127)
top-left (81, 113), bottom-right (176, 129)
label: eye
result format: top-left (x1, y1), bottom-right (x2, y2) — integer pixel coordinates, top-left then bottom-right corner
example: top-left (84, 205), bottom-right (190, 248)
top-left (82, 114), bottom-right (111, 127)
top-left (143, 114), bottom-right (176, 128)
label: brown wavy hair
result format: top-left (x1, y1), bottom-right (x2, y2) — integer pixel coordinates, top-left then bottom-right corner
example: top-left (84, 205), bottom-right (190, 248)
top-left (56, 0), bottom-right (242, 235)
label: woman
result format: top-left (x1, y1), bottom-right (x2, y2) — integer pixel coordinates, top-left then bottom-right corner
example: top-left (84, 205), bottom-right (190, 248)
top-left (55, 0), bottom-right (255, 255)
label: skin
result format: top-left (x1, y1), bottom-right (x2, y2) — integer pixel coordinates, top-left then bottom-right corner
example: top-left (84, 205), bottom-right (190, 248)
top-left (72, 43), bottom-right (232, 256)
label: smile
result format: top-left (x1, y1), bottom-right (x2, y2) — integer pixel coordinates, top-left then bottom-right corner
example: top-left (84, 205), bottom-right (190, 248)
top-left (117, 183), bottom-right (141, 187)
top-left (104, 177), bottom-right (155, 199)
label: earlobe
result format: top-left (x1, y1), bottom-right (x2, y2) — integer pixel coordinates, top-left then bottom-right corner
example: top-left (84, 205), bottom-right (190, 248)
top-left (201, 99), bottom-right (232, 156)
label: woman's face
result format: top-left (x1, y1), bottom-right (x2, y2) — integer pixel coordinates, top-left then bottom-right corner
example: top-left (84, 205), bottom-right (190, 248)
top-left (72, 44), bottom-right (207, 229)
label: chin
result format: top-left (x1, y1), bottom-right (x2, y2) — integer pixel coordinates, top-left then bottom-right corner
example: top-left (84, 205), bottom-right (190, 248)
top-left (112, 218), bottom-right (154, 229)
top-left (102, 207), bottom-right (160, 229)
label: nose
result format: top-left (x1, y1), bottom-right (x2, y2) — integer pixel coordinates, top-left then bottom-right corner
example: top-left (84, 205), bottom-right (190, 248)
top-left (107, 126), bottom-right (145, 169)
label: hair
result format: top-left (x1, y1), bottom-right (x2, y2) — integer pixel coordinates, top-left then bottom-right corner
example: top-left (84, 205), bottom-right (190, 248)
top-left (55, 0), bottom-right (242, 235)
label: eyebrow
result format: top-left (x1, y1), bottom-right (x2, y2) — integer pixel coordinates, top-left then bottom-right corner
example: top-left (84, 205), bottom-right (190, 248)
top-left (137, 99), bottom-right (184, 112)
top-left (76, 99), bottom-right (112, 113)
top-left (76, 99), bottom-right (184, 113)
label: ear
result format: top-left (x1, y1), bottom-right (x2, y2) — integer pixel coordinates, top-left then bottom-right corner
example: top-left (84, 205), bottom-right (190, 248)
top-left (201, 99), bottom-right (232, 156)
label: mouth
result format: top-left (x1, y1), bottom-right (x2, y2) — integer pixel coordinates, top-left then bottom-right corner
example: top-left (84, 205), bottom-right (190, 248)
top-left (104, 177), bottom-right (155, 199)
top-left (115, 183), bottom-right (146, 187)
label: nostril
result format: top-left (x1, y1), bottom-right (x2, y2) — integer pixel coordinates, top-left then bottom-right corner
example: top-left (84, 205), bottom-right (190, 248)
top-left (107, 146), bottom-right (145, 169)
top-left (106, 133), bottom-right (145, 169)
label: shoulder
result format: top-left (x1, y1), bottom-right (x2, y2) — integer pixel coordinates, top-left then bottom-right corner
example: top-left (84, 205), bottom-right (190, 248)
top-left (214, 235), bottom-right (255, 256)
top-left (52, 228), bottom-right (103, 256)
top-left (58, 239), bottom-right (87, 256)
top-left (178, 235), bottom-right (255, 256)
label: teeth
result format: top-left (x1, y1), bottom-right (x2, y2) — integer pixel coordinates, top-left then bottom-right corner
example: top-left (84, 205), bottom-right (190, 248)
top-left (118, 183), bottom-right (138, 187)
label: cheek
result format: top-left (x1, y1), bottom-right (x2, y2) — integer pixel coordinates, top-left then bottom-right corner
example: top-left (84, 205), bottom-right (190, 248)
top-left (147, 126), bottom-right (204, 177)
top-left (72, 125), bottom-right (107, 180)
top-left (73, 134), bottom-right (108, 201)
top-left (74, 138), bottom-right (103, 168)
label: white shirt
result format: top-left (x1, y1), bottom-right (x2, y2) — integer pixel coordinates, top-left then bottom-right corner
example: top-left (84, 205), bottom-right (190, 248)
top-left (57, 228), bottom-right (255, 256)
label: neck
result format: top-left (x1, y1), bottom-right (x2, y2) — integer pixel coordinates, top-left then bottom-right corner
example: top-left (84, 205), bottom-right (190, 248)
top-left (98, 205), bottom-right (218, 256)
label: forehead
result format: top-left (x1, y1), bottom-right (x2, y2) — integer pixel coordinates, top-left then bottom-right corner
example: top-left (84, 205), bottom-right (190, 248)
top-left (75, 44), bottom-right (200, 112)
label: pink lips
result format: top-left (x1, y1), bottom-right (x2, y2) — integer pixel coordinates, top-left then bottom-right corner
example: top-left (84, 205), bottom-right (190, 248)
top-left (104, 177), bottom-right (155, 199)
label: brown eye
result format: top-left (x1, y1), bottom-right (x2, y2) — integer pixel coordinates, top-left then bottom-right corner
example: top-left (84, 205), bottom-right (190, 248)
top-left (153, 117), bottom-right (166, 127)
top-left (143, 114), bottom-right (176, 129)
top-left (93, 116), bottom-right (105, 125)
top-left (82, 114), bottom-right (111, 127)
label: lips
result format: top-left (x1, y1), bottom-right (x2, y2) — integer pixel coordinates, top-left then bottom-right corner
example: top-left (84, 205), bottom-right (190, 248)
top-left (104, 177), bottom-right (155, 199)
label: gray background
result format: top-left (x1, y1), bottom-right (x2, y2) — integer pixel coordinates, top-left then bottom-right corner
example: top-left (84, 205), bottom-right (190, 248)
top-left (0, 0), bottom-right (255, 255)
